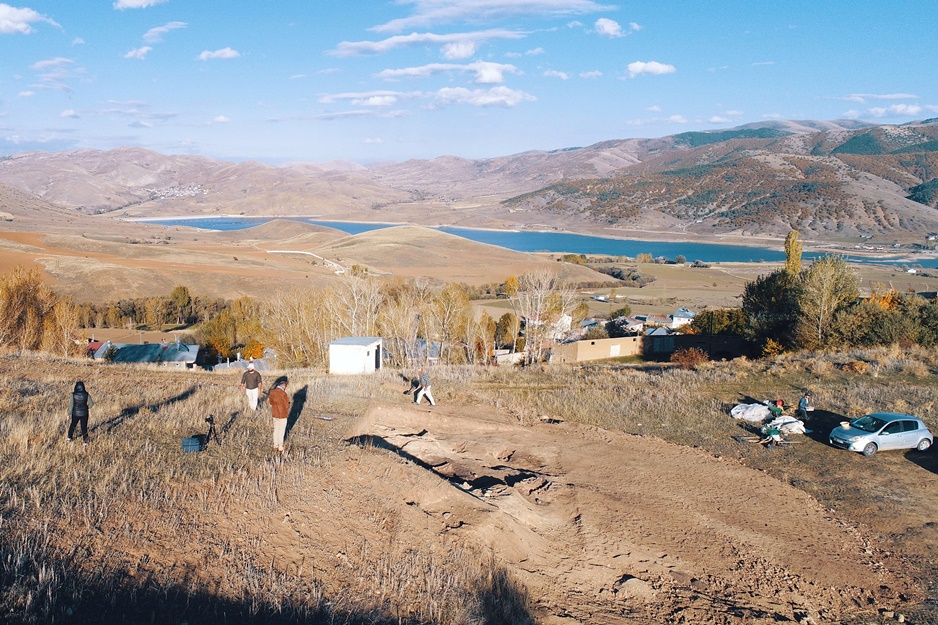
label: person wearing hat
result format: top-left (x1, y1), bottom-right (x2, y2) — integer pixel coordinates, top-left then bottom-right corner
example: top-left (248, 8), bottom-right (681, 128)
top-left (239, 360), bottom-right (263, 411)
top-left (796, 391), bottom-right (813, 421)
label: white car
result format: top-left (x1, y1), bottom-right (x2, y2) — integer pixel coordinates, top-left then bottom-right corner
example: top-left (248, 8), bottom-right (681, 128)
top-left (829, 412), bottom-right (933, 457)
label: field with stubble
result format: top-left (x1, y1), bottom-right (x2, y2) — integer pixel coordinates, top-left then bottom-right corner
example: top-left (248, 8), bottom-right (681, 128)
top-left (2, 347), bottom-right (936, 624)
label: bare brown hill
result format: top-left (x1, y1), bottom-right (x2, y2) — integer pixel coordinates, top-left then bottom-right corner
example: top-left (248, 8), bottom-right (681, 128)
top-left (3, 120), bottom-right (937, 243)
top-left (315, 225), bottom-right (617, 285)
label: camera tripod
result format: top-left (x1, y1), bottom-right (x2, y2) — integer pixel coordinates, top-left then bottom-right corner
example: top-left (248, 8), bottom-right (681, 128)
top-left (204, 415), bottom-right (221, 447)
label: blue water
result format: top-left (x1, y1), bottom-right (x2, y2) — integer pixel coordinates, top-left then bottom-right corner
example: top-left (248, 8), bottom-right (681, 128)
top-left (143, 217), bottom-right (938, 267)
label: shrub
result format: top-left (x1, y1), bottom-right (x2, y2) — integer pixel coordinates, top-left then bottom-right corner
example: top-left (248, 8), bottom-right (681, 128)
top-left (670, 347), bottom-right (709, 370)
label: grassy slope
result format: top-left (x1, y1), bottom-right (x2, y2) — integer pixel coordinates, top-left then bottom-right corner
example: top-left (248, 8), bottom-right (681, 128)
top-left (1, 347), bottom-right (936, 624)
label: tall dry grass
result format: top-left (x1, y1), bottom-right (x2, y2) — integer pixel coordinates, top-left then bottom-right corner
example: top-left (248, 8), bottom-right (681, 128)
top-left (0, 351), bottom-right (534, 625)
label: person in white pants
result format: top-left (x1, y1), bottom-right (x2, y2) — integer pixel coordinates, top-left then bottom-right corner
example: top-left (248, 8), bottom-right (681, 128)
top-left (239, 361), bottom-right (263, 410)
top-left (415, 367), bottom-right (436, 406)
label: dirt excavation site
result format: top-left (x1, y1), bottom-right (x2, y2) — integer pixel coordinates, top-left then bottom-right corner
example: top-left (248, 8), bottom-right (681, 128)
top-left (216, 401), bottom-right (917, 625)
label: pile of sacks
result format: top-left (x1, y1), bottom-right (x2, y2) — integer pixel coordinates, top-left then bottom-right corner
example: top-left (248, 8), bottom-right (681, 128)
top-left (730, 400), bottom-right (810, 434)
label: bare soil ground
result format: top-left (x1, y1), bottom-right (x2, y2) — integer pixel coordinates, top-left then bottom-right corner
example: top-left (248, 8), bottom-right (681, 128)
top-left (339, 402), bottom-right (909, 624)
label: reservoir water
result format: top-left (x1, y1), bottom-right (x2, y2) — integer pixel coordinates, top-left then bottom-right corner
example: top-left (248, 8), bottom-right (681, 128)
top-left (143, 217), bottom-right (938, 268)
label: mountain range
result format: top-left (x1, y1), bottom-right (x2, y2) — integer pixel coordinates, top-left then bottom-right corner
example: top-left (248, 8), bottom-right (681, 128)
top-left (2, 118), bottom-right (937, 243)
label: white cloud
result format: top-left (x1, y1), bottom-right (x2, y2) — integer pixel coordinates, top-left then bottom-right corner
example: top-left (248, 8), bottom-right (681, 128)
top-left (752, 61), bottom-right (775, 66)
top-left (594, 18), bottom-right (622, 38)
top-left (330, 29), bottom-right (526, 58)
top-left (213, 115), bottom-right (230, 123)
top-left (628, 22), bottom-right (641, 31)
top-left (198, 47), bottom-right (240, 61)
top-left (869, 103), bottom-right (922, 118)
top-left (17, 90), bottom-right (34, 97)
top-left (144, 21), bottom-right (187, 43)
top-left (434, 85), bottom-right (536, 107)
top-left (579, 70), bottom-right (601, 78)
top-left (72, 37), bottom-right (84, 45)
top-left (124, 46), bottom-right (152, 60)
top-left (373, 0), bottom-right (616, 32)
top-left (442, 40), bottom-right (477, 59)
top-left (708, 116), bottom-right (731, 123)
top-left (843, 92), bottom-right (918, 103)
top-left (646, 105), bottom-right (661, 112)
top-left (129, 120), bottom-right (154, 128)
top-left (724, 109), bottom-right (743, 116)
top-left (318, 90), bottom-right (423, 105)
top-left (363, 137), bottom-right (384, 144)
top-left (377, 61), bottom-right (519, 84)
top-left (0, 3), bottom-right (59, 34)
top-left (625, 113), bottom-right (687, 127)
top-left (627, 61), bottom-right (676, 78)
top-left (114, 0), bottom-right (168, 9)
top-left (28, 57), bottom-right (82, 92)
top-left (60, 109), bottom-right (79, 118)
top-left (543, 70), bottom-right (568, 80)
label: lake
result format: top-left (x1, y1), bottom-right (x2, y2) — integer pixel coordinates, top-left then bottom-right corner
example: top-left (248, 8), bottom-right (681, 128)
top-left (141, 217), bottom-right (938, 267)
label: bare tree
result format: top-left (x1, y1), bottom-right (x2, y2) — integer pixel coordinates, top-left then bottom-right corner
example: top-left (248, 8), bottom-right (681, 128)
top-left (328, 273), bottom-right (383, 337)
top-left (515, 270), bottom-right (577, 363)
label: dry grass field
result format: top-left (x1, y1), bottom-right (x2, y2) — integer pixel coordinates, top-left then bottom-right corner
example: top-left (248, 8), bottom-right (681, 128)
top-left (2, 347), bottom-right (936, 624)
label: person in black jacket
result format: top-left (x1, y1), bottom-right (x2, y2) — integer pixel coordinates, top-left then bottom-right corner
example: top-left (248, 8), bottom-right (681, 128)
top-left (67, 381), bottom-right (93, 445)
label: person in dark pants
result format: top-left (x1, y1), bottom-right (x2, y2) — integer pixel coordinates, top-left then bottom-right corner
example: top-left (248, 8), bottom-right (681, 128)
top-left (67, 381), bottom-right (93, 445)
top-left (796, 391), bottom-right (812, 420)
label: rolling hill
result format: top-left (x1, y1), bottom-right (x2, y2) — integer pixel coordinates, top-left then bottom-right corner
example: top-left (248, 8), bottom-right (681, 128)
top-left (2, 119), bottom-right (938, 243)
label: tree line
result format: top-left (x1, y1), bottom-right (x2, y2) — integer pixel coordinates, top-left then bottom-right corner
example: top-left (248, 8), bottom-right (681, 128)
top-left (0, 267), bottom-right (587, 368)
top-left (687, 231), bottom-right (938, 354)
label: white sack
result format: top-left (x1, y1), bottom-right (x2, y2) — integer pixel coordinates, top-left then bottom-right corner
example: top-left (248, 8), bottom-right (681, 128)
top-left (730, 403), bottom-right (771, 423)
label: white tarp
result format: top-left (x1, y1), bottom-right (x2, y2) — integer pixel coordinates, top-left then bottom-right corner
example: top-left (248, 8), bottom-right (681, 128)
top-left (766, 415), bottom-right (808, 435)
top-left (730, 403), bottom-right (771, 423)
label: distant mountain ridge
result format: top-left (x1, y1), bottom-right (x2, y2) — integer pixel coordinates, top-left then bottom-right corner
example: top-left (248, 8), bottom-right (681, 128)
top-left (1, 119), bottom-right (937, 241)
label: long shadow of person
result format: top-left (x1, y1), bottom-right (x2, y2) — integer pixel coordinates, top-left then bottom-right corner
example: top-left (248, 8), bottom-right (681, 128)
top-left (285, 385), bottom-right (307, 440)
top-left (93, 386), bottom-right (200, 434)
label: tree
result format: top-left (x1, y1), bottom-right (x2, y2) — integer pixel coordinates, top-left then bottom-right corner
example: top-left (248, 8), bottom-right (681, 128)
top-left (514, 270), bottom-right (577, 363)
top-left (797, 255), bottom-right (859, 349)
top-left (494, 312), bottom-right (519, 350)
top-left (742, 268), bottom-right (802, 350)
top-left (42, 297), bottom-right (82, 358)
top-left (429, 283), bottom-right (471, 363)
top-left (689, 308), bottom-right (748, 336)
top-left (170, 285), bottom-right (191, 324)
top-left (377, 279), bottom-right (434, 368)
top-left (784, 230), bottom-right (802, 275)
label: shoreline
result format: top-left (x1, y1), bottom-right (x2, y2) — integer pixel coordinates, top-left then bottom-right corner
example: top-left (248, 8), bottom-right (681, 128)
top-left (121, 214), bottom-right (938, 266)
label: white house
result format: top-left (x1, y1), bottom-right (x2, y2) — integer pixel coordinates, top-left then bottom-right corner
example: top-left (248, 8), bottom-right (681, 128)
top-left (329, 337), bottom-right (383, 375)
top-left (671, 307), bottom-right (696, 329)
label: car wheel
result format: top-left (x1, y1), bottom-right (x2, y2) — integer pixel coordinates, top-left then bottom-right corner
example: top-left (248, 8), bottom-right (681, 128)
top-left (916, 438), bottom-right (932, 452)
top-left (861, 442), bottom-right (878, 457)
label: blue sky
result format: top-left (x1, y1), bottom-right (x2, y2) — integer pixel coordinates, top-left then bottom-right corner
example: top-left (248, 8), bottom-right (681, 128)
top-left (2, 0), bottom-right (936, 164)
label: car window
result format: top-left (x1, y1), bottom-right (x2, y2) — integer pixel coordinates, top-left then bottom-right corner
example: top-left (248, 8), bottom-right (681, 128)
top-left (882, 422), bottom-right (903, 435)
top-left (901, 420), bottom-right (919, 432)
top-left (853, 415), bottom-right (887, 433)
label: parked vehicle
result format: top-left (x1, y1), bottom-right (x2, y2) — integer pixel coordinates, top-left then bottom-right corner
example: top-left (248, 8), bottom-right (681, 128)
top-left (829, 412), bottom-right (933, 457)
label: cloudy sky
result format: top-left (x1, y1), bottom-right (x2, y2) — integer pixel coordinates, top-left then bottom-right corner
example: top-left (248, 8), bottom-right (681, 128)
top-left (2, 0), bottom-right (936, 164)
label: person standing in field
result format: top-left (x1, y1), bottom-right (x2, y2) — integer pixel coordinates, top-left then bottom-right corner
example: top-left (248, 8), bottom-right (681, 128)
top-left (415, 367), bottom-right (436, 406)
top-left (240, 361), bottom-right (263, 411)
top-left (67, 381), bottom-right (93, 446)
top-left (796, 391), bottom-right (813, 420)
top-left (268, 377), bottom-right (290, 455)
